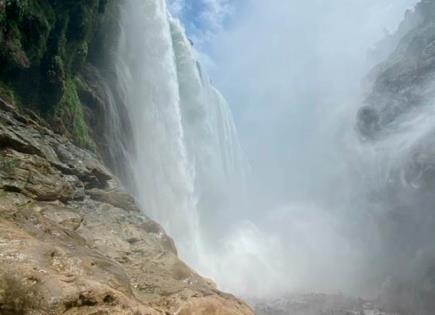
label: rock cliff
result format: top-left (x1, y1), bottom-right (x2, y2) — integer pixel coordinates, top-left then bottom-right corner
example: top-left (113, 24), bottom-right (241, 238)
top-left (357, 0), bottom-right (435, 313)
top-left (0, 1), bottom-right (255, 314)
top-left (0, 98), bottom-right (254, 314)
top-left (0, 0), bottom-right (132, 180)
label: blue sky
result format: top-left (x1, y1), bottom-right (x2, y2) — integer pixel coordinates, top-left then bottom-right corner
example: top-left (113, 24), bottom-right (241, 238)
top-left (164, 0), bottom-right (422, 295)
top-left (168, 0), bottom-right (240, 46)
top-left (174, 0), bottom-right (420, 204)
top-left (168, 0), bottom-right (417, 47)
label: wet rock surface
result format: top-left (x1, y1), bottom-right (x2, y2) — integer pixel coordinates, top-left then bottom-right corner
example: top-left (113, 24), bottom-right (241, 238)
top-left (358, 0), bottom-right (435, 139)
top-left (354, 1), bottom-right (435, 313)
top-left (0, 102), bottom-right (254, 315)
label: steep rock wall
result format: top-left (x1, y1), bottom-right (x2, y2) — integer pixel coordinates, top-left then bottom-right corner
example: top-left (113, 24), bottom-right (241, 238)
top-left (357, 1), bottom-right (435, 313)
top-left (0, 98), bottom-right (254, 314)
top-left (0, 0), bottom-right (132, 166)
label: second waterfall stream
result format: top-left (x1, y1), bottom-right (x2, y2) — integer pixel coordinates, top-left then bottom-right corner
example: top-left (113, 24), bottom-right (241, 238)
top-left (110, 0), bottom-right (248, 289)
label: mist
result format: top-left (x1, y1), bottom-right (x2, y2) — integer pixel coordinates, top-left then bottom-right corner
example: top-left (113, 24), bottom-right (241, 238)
top-left (208, 0), bottom-right (417, 206)
top-left (114, 0), bottom-right (434, 309)
top-left (176, 0), bottom-right (423, 299)
top-left (4, 0), bottom-right (435, 314)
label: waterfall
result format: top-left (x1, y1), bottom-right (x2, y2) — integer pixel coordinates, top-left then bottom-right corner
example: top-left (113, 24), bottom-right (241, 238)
top-left (111, 0), bottom-right (246, 271)
top-left (103, 0), bottom-right (435, 305)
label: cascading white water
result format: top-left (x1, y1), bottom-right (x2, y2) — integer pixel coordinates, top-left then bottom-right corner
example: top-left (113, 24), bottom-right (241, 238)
top-left (113, 0), bottom-right (246, 272)
top-left (115, 0), bottom-right (200, 261)
top-left (171, 17), bottom-right (246, 198)
top-left (107, 0), bottom-right (430, 303)
top-left (169, 18), bottom-right (247, 249)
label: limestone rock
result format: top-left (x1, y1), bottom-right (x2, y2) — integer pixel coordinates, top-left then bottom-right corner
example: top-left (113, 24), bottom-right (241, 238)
top-left (0, 148), bottom-right (84, 201)
top-left (0, 104), bottom-right (254, 315)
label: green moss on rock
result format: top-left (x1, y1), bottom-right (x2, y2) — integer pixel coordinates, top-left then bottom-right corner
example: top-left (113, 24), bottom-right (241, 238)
top-left (1, 0), bottom-right (54, 69)
top-left (56, 78), bottom-right (93, 148)
top-left (0, 0), bottom-right (112, 148)
top-left (0, 82), bottom-right (18, 106)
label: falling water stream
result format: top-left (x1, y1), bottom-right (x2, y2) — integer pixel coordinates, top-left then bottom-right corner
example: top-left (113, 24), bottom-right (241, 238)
top-left (111, 0), bottom-right (246, 277)
top-left (106, 0), bottom-right (434, 308)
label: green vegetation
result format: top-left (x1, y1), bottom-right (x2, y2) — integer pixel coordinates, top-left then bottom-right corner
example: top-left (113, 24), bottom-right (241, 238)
top-left (57, 78), bottom-right (92, 148)
top-left (0, 0), bottom-right (112, 148)
top-left (0, 82), bottom-right (17, 105)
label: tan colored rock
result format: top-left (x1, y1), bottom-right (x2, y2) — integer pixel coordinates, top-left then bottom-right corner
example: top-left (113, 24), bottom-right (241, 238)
top-left (87, 187), bottom-right (141, 213)
top-left (0, 148), bottom-right (84, 201)
top-left (175, 296), bottom-right (254, 315)
top-left (0, 103), bottom-right (254, 314)
top-left (0, 108), bottom-right (112, 189)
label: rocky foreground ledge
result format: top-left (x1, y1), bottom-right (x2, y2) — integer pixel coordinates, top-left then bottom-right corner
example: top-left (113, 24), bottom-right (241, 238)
top-left (0, 99), bottom-right (254, 315)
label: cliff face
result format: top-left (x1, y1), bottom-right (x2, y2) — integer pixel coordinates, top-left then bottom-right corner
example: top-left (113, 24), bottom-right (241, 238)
top-left (359, 0), bottom-right (435, 138)
top-left (0, 98), bottom-right (254, 314)
top-left (0, 0), bottom-right (132, 177)
top-left (0, 3), bottom-right (254, 313)
top-left (357, 0), bottom-right (435, 313)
